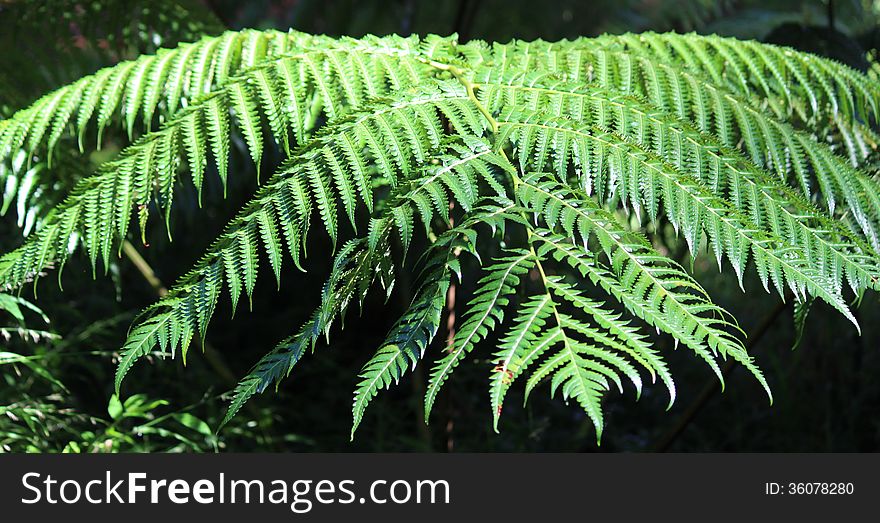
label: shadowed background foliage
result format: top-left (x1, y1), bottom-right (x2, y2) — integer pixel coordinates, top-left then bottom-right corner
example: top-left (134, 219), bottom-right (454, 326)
top-left (1, 0), bottom-right (879, 452)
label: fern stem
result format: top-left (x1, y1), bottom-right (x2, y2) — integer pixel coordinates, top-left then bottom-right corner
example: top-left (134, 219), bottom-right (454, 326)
top-left (122, 241), bottom-right (167, 297)
top-left (523, 228), bottom-right (605, 443)
top-left (424, 59), bottom-right (499, 134)
top-left (525, 232), bottom-right (564, 336)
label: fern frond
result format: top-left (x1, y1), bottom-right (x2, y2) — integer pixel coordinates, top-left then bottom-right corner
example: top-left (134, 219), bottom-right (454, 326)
top-left (349, 150), bottom-right (514, 432)
top-left (517, 176), bottom-right (761, 392)
top-left (568, 54), bottom-right (880, 245)
top-left (112, 86), bottom-right (488, 388)
top-left (0, 80), bottom-right (479, 292)
top-left (350, 241), bottom-right (453, 439)
top-left (480, 75), bottom-right (880, 291)
top-left (8, 28), bottom-right (880, 443)
top-left (479, 197), bottom-right (766, 439)
top-left (229, 198), bottom-right (514, 428)
top-left (497, 109), bottom-right (858, 327)
top-left (488, 293), bottom-right (555, 429)
top-left (0, 31), bottom-right (461, 247)
top-left (595, 32), bottom-right (880, 129)
top-left (479, 33), bottom-right (880, 130)
top-left (521, 276), bottom-right (644, 443)
top-left (481, 56), bottom-right (880, 249)
top-left (352, 199), bottom-right (521, 428)
top-left (424, 249), bottom-right (534, 420)
top-left (0, 28), bottom-right (450, 165)
top-left (0, 30), bottom-right (308, 164)
top-left (222, 233), bottom-right (393, 426)
top-left (122, 129), bottom-right (511, 404)
top-left (479, 233), bottom-right (669, 440)
top-left (482, 37), bottom-right (880, 234)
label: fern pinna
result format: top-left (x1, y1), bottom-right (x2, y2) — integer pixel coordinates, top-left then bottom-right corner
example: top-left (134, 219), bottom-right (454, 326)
top-left (2, 29), bottom-right (880, 442)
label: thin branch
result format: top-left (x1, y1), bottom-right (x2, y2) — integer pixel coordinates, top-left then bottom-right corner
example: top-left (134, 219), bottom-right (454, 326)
top-left (443, 202), bottom-right (458, 453)
top-left (650, 299), bottom-right (791, 452)
top-left (122, 240), bottom-right (167, 297)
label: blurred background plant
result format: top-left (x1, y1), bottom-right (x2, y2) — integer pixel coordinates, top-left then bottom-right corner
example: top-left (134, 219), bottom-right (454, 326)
top-left (1, 0), bottom-right (879, 452)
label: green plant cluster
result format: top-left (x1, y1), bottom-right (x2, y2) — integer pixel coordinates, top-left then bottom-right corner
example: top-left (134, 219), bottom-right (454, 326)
top-left (2, 27), bottom-right (880, 442)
